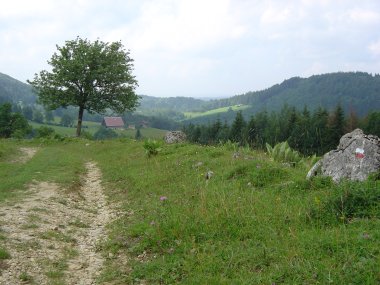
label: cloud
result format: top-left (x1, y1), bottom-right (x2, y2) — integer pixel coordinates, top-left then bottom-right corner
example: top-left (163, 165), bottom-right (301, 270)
top-left (347, 9), bottom-right (380, 24)
top-left (124, 0), bottom-right (246, 53)
top-left (1, 0), bottom-right (380, 97)
top-left (368, 40), bottom-right (380, 56)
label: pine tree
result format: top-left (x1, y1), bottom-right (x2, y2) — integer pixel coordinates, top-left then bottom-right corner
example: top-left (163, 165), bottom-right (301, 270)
top-left (229, 111), bottom-right (246, 144)
top-left (135, 128), bottom-right (142, 140)
top-left (328, 104), bottom-right (346, 149)
top-left (246, 116), bottom-right (256, 147)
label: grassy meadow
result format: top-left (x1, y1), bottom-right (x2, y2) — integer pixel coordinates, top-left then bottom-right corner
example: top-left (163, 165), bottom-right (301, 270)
top-left (0, 138), bottom-right (379, 284)
top-left (184, 104), bottom-right (250, 119)
top-left (29, 121), bottom-right (167, 139)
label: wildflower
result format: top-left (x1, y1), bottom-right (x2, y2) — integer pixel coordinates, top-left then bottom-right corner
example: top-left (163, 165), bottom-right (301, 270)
top-left (160, 196), bottom-right (168, 201)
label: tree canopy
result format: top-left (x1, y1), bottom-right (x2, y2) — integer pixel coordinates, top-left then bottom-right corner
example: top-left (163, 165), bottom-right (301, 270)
top-left (0, 103), bottom-right (31, 138)
top-left (29, 37), bottom-right (139, 136)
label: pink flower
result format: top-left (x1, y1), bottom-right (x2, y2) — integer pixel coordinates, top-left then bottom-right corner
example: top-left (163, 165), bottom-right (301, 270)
top-left (160, 196), bottom-right (168, 201)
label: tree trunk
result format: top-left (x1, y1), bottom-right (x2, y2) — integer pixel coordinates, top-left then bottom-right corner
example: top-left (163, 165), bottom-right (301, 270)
top-left (76, 106), bottom-right (85, 137)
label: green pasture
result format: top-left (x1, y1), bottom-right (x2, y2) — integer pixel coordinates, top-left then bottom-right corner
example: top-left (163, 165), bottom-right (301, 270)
top-left (29, 121), bottom-right (167, 139)
top-left (184, 104), bottom-right (250, 119)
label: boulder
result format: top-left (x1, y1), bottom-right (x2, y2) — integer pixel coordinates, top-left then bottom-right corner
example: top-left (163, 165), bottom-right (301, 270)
top-left (307, 129), bottom-right (380, 182)
top-left (164, 131), bottom-right (187, 144)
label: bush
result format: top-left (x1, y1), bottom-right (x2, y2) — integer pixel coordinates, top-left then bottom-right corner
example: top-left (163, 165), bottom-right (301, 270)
top-left (35, 126), bottom-right (55, 138)
top-left (93, 127), bottom-right (118, 140)
top-left (81, 130), bottom-right (94, 140)
top-left (266, 141), bottom-right (302, 165)
top-left (309, 180), bottom-right (380, 223)
top-left (143, 139), bottom-right (162, 157)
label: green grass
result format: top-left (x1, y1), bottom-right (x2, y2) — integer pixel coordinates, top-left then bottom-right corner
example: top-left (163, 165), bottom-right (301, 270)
top-left (29, 121), bottom-right (100, 136)
top-left (184, 104), bottom-right (250, 119)
top-left (29, 121), bottom-right (167, 139)
top-left (116, 127), bottom-right (167, 139)
top-left (0, 139), bottom-right (379, 284)
top-left (0, 247), bottom-right (10, 259)
top-left (0, 139), bottom-right (88, 203)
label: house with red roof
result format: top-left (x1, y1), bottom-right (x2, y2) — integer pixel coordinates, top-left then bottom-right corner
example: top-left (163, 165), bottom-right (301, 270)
top-left (101, 117), bottom-right (125, 129)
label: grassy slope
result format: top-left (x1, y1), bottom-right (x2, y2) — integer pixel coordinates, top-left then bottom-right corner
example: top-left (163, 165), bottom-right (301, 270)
top-left (183, 104), bottom-right (250, 119)
top-left (0, 139), bottom-right (379, 284)
top-left (29, 121), bottom-right (167, 139)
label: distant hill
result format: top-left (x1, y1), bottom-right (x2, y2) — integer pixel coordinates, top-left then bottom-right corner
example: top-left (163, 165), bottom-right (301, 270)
top-left (0, 73), bottom-right (36, 104)
top-left (206, 72), bottom-right (380, 115)
top-left (138, 95), bottom-right (206, 112)
top-left (2, 71), bottom-right (379, 124)
top-left (184, 72), bottom-right (380, 124)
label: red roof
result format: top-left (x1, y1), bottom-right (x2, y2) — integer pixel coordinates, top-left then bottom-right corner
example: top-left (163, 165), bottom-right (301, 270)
top-left (102, 117), bottom-right (124, 127)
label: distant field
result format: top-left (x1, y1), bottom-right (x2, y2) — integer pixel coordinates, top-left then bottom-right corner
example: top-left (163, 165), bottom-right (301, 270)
top-left (29, 121), bottom-right (100, 136)
top-left (116, 127), bottom-right (167, 139)
top-left (29, 121), bottom-right (167, 139)
top-left (184, 104), bottom-right (250, 119)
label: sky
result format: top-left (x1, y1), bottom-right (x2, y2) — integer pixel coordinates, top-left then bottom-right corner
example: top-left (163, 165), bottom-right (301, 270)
top-left (1, 0), bottom-right (380, 98)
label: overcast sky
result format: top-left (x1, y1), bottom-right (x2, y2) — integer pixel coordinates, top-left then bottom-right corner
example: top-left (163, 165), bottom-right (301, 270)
top-left (1, 0), bottom-right (380, 98)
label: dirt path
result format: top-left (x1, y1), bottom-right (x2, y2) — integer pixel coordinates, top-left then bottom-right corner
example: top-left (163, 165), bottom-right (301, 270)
top-left (11, 147), bottom-right (39, 163)
top-left (0, 162), bottom-right (115, 284)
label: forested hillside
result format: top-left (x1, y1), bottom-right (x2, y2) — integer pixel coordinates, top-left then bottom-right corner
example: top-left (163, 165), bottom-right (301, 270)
top-left (1, 71), bottom-right (379, 127)
top-left (200, 72), bottom-right (380, 119)
top-left (0, 73), bottom-right (36, 104)
top-left (139, 95), bottom-right (205, 112)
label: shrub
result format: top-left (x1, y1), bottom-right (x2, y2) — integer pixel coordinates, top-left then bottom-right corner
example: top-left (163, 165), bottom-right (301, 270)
top-left (309, 180), bottom-right (380, 223)
top-left (219, 140), bottom-right (239, 151)
top-left (93, 127), bottom-right (118, 140)
top-left (143, 139), bottom-right (162, 157)
top-left (266, 141), bottom-right (302, 165)
top-left (35, 126), bottom-right (55, 138)
top-left (80, 130), bottom-right (94, 140)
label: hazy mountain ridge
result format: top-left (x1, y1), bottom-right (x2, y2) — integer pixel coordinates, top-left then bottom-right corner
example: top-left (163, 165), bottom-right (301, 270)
top-left (1, 72), bottom-right (379, 123)
top-left (0, 73), bottom-right (36, 104)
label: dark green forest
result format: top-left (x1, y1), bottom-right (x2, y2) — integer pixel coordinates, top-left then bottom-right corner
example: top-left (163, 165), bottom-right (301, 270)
top-left (183, 106), bottom-right (380, 156)
top-left (208, 72), bottom-right (380, 114)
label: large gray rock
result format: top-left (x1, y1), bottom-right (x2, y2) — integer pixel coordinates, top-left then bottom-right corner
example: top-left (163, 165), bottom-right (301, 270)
top-left (307, 129), bottom-right (380, 182)
top-left (164, 131), bottom-right (187, 144)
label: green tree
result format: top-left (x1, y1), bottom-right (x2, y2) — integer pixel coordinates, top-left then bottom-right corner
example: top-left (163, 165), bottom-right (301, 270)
top-left (0, 103), bottom-right (31, 138)
top-left (22, 106), bottom-right (33, 120)
top-left (45, 110), bottom-right (54, 123)
top-left (0, 103), bottom-right (13, 137)
top-left (28, 37), bottom-right (139, 137)
top-left (33, 110), bottom-right (44, 123)
top-left (328, 104), bottom-right (346, 149)
top-left (246, 116), bottom-right (256, 147)
top-left (60, 113), bottom-right (74, 127)
top-left (135, 128), bottom-right (142, 140)
top-left (364, 111), bottom-right (380, 137)
top-left (229, 111), bottom-right (246, 144)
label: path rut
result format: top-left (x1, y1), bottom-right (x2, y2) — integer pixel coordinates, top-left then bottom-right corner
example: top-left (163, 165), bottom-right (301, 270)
top-left (0, 162), bottom-right (114, 284)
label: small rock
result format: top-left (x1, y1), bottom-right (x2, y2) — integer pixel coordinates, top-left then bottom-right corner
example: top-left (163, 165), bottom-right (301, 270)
top-left (232, 152), bottom-right (240, 159)
top-left (362, 233), bottom-right (371, 239)
top-left (164, 131), bottom-right (187, 144)
top-left (193, 161), bottom-right (203, 168)
top-left (205, 171), bottom-right (214, 180)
